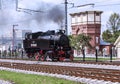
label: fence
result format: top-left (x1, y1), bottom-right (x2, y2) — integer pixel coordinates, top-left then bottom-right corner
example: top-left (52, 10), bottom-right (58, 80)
top-left (74, 48), bottom-right (117, 62)
top-left (0, 50), bottom-right (28, 59)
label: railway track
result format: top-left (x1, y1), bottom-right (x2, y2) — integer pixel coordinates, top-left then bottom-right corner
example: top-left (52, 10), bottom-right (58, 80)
top-left (1, 58), bottom-right (120, 66)
top-left (0, 60), bottom-right (120, 83)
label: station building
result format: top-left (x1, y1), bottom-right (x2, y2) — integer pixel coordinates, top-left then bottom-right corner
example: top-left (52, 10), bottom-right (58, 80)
top-left (114, 36), bottom-right (120, 58)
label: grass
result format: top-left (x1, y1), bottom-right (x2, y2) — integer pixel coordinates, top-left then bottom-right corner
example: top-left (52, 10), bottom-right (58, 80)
top-left (74, 57), bottom-right (117, 61)
top-left (0, 70), bottom-right (83, 84)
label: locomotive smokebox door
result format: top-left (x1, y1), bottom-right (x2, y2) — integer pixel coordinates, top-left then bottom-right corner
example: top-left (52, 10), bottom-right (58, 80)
top-left (31, 41), bottom-right (37, 47)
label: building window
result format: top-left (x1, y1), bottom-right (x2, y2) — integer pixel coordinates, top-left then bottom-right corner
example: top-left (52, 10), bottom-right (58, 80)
top-left (96, 37), bottom-right (99, 43)
top-left (72, 17), bottom-right (76, 23)
top-left (83, 27), bottom-right (86, 29)
top-left (82, 15), bottom-right (87, 24)
top-left (88, 14), bottom-right (94, 22)
top-left (72, 28), bottom-right (75, 30)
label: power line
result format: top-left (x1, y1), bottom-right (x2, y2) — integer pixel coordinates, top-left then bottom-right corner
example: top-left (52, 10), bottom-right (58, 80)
top-left (91, 0), bottom-right (120, 7)
top-left (74, 3), bottom-right (94, 8)
top-left (93, 0), bottom-right (114, 4)
top-left (95, 3), bottom-right (120, 7)
top-left (16, 0), bottom-right (44, 14)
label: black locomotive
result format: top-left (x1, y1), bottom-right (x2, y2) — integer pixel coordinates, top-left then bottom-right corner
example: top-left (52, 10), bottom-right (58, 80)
top-left (23, 30), bottom-right (74, 61)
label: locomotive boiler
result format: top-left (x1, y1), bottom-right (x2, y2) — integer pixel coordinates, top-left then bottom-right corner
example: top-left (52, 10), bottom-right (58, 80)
top-left (23, 30), bottom-right (74, 61)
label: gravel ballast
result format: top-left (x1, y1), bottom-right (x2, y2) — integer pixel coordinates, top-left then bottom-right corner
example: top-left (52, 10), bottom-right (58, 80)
top-left (0, 59), bottom-right (120, 70)
top-left (0, 79), bottom-right (13, 84)
top-left (0, 59), bottom-right (120, 84)
top-left (0, 67), bottom-right (120, 84)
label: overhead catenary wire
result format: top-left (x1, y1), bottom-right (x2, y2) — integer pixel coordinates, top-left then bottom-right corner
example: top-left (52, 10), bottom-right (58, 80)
top-left (94, 3), bottom-right (120, 7)
top-left (91, 0), bottom-right (120, 7)
top-left (92, 0), bottom-right (114, 4)
top-left (16, 0), bottom-right (44, 14)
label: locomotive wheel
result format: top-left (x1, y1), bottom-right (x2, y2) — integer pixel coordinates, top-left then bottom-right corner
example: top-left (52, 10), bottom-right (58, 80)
top-left (35, 55), bottom-right (40, 61)
top-left (40, 56), bottom-right (45, 61)
top-left (45, 53), bottom-right (53, 61)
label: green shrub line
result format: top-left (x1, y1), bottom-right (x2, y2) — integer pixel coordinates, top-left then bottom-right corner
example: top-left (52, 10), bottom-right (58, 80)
top-left (0, 70), bottom-right (83, 84)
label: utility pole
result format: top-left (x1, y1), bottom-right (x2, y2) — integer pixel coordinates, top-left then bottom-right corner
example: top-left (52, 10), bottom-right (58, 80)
top-left (12, 24), bottom-right (18, 51)
top-left (0, 0), bottom-right (2, 9)
top-left (16, 0), bottom-right (18, 11)
top-left (65, 0), bottom-right (68, 35)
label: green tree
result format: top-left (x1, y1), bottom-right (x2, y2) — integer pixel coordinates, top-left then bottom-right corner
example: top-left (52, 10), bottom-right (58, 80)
top-left (102, 13), bottom-right (120, 43)
top-left (68, 35), bottom-right (76, 48)
top-left (102, 29), bottom-right (113, 42)
top-left (77, 34), bottom-right (92, 50)
top-left (107, 13), bottom-right (120, 34)
top-left (69, 34), bottom-right (92, 52)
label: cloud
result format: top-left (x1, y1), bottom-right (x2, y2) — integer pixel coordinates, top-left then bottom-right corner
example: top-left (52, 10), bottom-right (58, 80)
top-left (101, 11), bottom-right (114, 32)
top-left (0, 0), bottom-right (65, 37)
top-left (41, 0), bottom-right (63, 4)
top-left (0, 0), bottom-right (120, 36)
top-left (102, 10), bottom-right (114, 21)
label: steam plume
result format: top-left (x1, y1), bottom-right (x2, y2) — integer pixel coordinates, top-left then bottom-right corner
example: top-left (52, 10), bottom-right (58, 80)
top-left (0, 0), bottom-right (65, 36)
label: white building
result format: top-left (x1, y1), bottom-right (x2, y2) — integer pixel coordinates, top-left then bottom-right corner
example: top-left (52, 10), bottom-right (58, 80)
top-left (0, 29), bottom-right (32, 51)
top-left (114, 36), bottom-right (120, 58)
top-left (0, 44), bottom-right (10, 52)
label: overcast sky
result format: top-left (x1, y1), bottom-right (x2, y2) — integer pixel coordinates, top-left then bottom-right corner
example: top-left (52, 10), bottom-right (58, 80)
top-left (0, 0), bottom-right (120, 37)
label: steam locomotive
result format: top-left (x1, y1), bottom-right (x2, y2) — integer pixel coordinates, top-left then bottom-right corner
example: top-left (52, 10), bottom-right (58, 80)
top-left (23, 30), bottom-right (74, 61)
